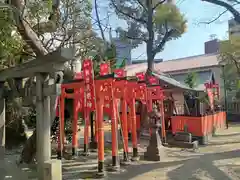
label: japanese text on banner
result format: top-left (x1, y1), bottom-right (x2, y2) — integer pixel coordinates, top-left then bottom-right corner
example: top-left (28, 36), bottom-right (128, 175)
top-left (82, 59), bottom-right (95, 110)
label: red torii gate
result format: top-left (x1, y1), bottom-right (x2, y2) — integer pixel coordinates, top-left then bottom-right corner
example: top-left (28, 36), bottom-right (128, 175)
top-left (56, 59), bottom-right (167, 175)
top-left (57, 80), bottom-right (84, 158)
top-left (57, 59), bottom-right (96, 158)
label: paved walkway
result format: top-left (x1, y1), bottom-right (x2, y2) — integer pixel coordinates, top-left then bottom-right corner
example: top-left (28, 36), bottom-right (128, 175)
top-left (4, 124), bottom-right (240, 179)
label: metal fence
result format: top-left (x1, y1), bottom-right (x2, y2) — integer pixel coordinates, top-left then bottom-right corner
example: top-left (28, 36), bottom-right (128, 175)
top-left (227, 102), bottom-right (240, 114)
top-left (226, 101), bottom-right (240, 122)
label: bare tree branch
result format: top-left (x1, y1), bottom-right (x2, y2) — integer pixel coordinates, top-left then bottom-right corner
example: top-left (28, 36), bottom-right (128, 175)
top-left (125, 34), bottom-right (147, 42)
top-left (92, 12), bottom-right (114, 27)
top-left (153, 23), bottom-right (174, 56)
top-left (203, 0), bottom-right (240, 23)
top-left (199, 9), bottom-right (228, 24)
top-left (153, 0), bottom-right (166, 10)
top-left (228, 0), bottom-right (240, 3)
top-left (152, 30), bottom-right (173, 56)
top-left (10, 0), bottom-right (48, 56)
top-left (225, 52), bottom-right (240, 74)
top-left (110, 0), bottom-right (147, 24)
top-left (135, 0), bottom-right (147, 11)
top-left (94, 0), bottom-right (106, 42)
top-left (199, 1), bottom-right (240, 24)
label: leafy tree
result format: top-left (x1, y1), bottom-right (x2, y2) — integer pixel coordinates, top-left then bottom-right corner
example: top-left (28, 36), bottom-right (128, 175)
top-left (0, 7), bottom-right (30, 149)
top-left (219, 36), bottom-right (240, 74)
top-left (110, 0), bottom-right (186, 75)
top-left (202, 0), bottom-right (240, 23)
top-left (92, 0), bottom-right (119, 75)
top-left (0, 0), bottom-right (107, 163)
top-left (184, 72), bottom-right (200, 115)
top-left (221, 63), bottom-right (238, 92)
top-left (0, 8), bottom-right (24, 68)
top-left (184, 72), bottom-right (198, 88)
top-left (220, 36), bottom-right (240, 99)
top-left (118, 58), bottom-right (126, 68)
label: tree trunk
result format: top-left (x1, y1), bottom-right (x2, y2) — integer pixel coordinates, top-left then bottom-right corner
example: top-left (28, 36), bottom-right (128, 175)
top-left (8, 0), bottom-right (63, 164)
top-left (146, 0), bottom-right (154, 78)
top-left (146, 56), bottom-right (154, 75)
top-left (5, 79), bottom-right (29, 150)
top-left (19, 129), bottom-right (36, 164)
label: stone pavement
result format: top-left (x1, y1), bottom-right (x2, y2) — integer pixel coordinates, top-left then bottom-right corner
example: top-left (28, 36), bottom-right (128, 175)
top-left (4, 124), bottom-right (240, 179)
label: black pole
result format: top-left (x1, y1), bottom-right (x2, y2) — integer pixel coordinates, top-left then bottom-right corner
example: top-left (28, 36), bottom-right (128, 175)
top-left (89, 111), bottom-right (97, 149)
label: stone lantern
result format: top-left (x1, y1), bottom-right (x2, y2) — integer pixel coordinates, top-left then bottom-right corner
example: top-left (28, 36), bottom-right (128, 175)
top-left (144, 103), bottom-right (165, 161)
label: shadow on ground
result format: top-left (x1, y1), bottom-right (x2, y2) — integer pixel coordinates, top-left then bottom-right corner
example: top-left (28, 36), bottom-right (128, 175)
top-left (5, 149), bottom-right (240, 180)
top-left (5, 123), bottom-right (240, 180)
top-left (207, 140), bottom-right (240, 146)
top-left (57, 149), bottom-right (240, 180)
top-left (104, 149), bottom-right (240, 180)
top-left (214, 133), bottom-right (240, 138)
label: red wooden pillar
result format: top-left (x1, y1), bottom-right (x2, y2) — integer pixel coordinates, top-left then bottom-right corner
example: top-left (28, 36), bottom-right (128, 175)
top-left (96, 97), bottom-right (104, 174)
top-left (129, 98), bottom-right (138, 160)
top-left (72, 97), bottom-right (79, 156)
top-left (113, 69), bottom-right (129, 163)
top-left (127, 111), bottom-right (132, 133)
top-left (121, 99), bottom-right (129, 161)
top-left (96, 72), bottom-right (120, 173)
top-left (110, 97), bottom-right (119, 168)
top-left (159, 99), bottom-right (166, 142)
top-left (127, 81), bottom-right (139, 160)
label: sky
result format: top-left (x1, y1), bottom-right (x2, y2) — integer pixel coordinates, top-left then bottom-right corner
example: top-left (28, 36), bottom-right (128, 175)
top-left (155, 0), bottom-right (231, 61)
top-left (93, 0), bottom-right (234, 61)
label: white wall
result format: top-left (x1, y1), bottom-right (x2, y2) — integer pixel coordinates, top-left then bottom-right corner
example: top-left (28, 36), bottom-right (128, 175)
top-left (170, 66), bottom-right (225, 102)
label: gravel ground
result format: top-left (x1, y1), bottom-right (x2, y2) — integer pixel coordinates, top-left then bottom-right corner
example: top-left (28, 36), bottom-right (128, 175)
top-left (3, 124), bottom-right (240, 180)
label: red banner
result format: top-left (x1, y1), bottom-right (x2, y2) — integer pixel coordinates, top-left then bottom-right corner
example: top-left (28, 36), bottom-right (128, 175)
top-left (136, 83), bottom-right (147, 104)
top-left (75, 88), bottom-right (84, 112)
top-left (205, 82), bottom-right (219, 108)
top-left (136, 72), bottom-right (145, 81)
top-left (206, 89), bottom-right (214, 110)
top-left (114, 69), bottom-right (126, 78)
top-left (82, 59), bottom-right (95, 111)
top-left (148, 76), bottom-right (158, 85)
top-left (100, 63), bottom-right (110, 76)
top-left (103, 95), bottom-right (111, 115)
